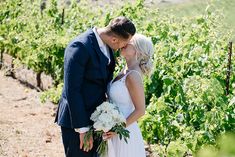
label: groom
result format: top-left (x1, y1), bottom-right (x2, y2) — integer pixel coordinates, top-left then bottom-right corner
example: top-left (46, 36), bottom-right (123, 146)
top-left (55, 16), bottom-right (136, 157)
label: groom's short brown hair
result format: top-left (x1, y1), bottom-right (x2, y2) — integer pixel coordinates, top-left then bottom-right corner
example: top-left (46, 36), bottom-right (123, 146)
top-left (107, 16), bottom-right (136, 39)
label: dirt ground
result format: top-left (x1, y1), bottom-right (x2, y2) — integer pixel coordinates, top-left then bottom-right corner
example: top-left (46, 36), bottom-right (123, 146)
top-left (0, 70), bottom-right (64, 157)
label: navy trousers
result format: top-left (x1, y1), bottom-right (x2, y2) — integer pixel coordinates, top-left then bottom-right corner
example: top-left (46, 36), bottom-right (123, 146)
top-left (61, 127), bottom-right (99, 157)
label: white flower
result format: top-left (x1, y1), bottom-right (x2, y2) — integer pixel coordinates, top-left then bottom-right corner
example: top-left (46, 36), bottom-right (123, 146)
top-left (90, 110), bottom-right (100, 121)
top-left (89, 101), bottom-right (130, 156)
top-left (90, 101), bottom-right (126, 132)
top-left (98, 113), bottom-right (112, 123)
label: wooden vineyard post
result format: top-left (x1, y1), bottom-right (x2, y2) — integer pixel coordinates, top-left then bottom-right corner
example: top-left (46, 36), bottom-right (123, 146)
top-left (62, 8), bottom-right (65, 25)
top-left (40, 0), bottom-right (46, 17)
top-left (0, 51), bottom-right (3, 69)
top-left (36, 71), bottom-right (42, 89)
top-left (226, 42), bottom-right (233, 95)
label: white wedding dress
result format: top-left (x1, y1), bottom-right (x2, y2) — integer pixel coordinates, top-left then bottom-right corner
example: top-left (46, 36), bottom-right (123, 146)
top-left (107, 70), bottom-right (146, 157)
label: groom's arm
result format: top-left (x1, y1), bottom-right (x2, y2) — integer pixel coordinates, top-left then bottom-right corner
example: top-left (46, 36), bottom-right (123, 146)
top-left (64, 41), bottom-right (90, 129)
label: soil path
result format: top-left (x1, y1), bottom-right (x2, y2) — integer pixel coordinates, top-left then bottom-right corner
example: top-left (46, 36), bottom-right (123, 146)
top-left (0, 70), bottom-right (64, 157)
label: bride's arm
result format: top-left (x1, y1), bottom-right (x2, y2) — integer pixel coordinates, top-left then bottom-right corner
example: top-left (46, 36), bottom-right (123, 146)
top-left (125, 72), bottom-right (145, 127)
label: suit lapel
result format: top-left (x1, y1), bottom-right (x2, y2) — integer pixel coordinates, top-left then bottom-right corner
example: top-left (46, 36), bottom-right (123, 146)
top-left (89, 29), bottom-right (109, 83)
top-left (108, 47), bottom-right (116, 73)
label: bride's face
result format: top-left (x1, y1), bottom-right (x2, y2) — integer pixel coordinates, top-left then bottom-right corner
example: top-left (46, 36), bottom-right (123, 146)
top-left (120, 41), bottom-right (136, 59)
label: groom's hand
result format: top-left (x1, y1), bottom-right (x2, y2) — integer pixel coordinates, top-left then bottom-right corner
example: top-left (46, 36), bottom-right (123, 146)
top-left (79, 132), bottom-right (93, 152)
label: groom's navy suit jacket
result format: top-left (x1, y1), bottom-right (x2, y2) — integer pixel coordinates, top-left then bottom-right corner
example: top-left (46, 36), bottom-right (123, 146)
top-left (55, 29), bottom-right (115, 129)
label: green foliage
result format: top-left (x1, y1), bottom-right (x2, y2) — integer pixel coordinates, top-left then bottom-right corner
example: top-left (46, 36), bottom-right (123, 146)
top-left (1, 0), bottom-right (235, 156)
top-left (196, 133), bottom-right (235, 157)
top-left (40, 83), bottom-right (63, 104)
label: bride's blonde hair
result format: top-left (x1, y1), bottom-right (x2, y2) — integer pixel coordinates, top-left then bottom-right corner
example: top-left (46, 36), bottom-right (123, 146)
top-left (131, 34), bottom-right (154, 76)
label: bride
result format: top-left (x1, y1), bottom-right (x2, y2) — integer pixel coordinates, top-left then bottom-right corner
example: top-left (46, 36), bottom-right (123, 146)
top-left (104, 34), bottom-right (154, 157)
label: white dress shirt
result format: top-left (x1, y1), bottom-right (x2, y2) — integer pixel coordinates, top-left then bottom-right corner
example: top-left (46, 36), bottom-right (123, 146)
top-left (92, 27), bottom-right (110, 64)
top-left (75, 27), bottom-right (111, 134)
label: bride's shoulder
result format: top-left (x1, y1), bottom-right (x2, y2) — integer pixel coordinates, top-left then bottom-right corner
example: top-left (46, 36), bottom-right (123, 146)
top-left (125, 70), bottom-right (143, 88)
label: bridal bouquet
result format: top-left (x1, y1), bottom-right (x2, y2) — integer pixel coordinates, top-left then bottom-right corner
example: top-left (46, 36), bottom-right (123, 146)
top-left (89, 101), bottom-right (130, 156)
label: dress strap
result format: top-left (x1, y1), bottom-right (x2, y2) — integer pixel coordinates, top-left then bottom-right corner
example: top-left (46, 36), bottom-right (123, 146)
top-left (123, 70), bottom-right (143, 82)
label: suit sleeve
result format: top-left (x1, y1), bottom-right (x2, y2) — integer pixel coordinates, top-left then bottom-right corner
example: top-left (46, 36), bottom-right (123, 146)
top-left (63, 42), bottom-right (90, 128)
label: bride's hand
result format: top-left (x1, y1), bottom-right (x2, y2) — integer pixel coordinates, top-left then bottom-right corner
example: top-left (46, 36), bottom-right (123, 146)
top-left (102, 132), bottom-right (117, 140)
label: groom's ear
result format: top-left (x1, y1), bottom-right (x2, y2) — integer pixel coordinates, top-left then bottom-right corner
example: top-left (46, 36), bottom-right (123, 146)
top-left (111, 37), bottom-right (118, 44)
